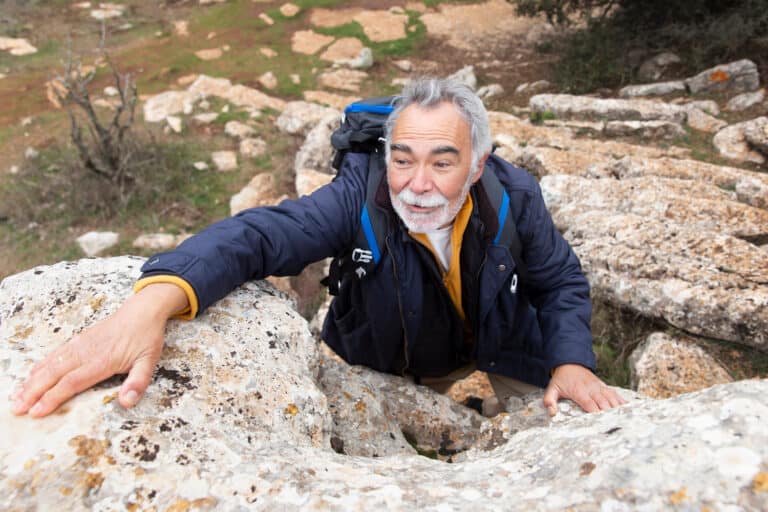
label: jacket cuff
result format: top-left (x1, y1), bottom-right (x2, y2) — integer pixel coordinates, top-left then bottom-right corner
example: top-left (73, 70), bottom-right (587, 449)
top-left (133, 275), bottom-right (199, 320)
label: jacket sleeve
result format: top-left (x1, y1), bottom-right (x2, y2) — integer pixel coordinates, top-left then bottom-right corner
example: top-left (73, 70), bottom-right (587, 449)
top-left (516, 177), bottom-right (596, 373)
top-left (138, 155), bottom-right (368, 315)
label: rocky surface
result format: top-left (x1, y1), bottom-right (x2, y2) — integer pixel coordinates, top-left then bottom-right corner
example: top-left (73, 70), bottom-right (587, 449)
top-left (618, 80), bottom-right (686, 98)
top-left (529, 94), bottom-right (687, 123)
top-left (713, 118), bottom-right (768, 165)
top-left (3, 258), bottom-right (768, 511)
top-left (75, 231), bottom-right (119, 257)
top-left (684, 59), bottom-right (760, 94)
top-left (629, 333), bottom-right (732, 399)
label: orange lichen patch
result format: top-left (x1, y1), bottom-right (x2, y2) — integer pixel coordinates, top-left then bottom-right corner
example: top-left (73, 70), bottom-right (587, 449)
top-left (23, 459), bottom-right (35, 470)
top-left (90, 296), bottom-right (106, 311)
top-left (579, 462), bottom-right (596, 476)
top-left (284, 403), bottom-right (299, 415)
top-left (45, 453), bottom-right (54, 460)
top-left (80, 471), bottom-right (104, 490)
top-left (165, 497), bottom-right (217, 512)
top-left (709, 70), bottom-right (730, 83)
top-left (13, 325), bottom-right (33, 340)
top-left (753, 472), bottom-right (768, 492)
top-left (670, 487), bottom-right (688, 504)
top-left (59, 486), bottom-right (73, 495)
top-left (102, 392), bottom-right (118, 404)
top-left (69, 435), bottom-right (109, 465)
top-left (354, 400), bottom-right (366, 412)
top-left (106, 455), bottom-right (117, 465)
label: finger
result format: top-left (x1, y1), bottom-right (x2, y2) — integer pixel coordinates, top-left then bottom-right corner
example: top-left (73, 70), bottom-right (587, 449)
top-left (12, 346), bottom-right (81, 415)
top-left (28, 363), bottom-right (110, 417)
top-left (118, 354), bottom-right (158, 409)
top-left (605, 388), bottom-right (627, 408)
top-left (573, 391), bottom-right (599, 413)
top-left (543, 385), bottom-right (560, 416)
top-left (590, 390), bottom-right (612, 411)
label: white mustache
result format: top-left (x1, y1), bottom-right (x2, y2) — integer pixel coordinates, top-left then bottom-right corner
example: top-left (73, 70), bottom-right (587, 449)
top-left (397, 188), bottom-right (448, 208)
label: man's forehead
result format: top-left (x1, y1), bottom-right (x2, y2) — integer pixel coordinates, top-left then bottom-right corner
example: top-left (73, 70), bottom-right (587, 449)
top-left (390, 102), bottom-right (470, 147)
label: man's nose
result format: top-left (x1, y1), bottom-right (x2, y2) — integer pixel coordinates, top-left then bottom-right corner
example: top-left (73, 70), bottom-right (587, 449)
top-left (409, 164), bottom-right (433, 194)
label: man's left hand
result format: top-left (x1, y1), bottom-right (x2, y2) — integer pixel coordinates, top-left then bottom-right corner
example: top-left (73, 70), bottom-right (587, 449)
top-left (543, 364), bottom-right (626, 416)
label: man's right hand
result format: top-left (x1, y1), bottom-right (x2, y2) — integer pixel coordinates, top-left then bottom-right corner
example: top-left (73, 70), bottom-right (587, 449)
top-left (10, 282), bottom-right (189, 418)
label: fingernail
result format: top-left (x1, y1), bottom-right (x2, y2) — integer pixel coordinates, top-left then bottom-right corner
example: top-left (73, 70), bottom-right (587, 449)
top-left (29, 403), bottom-right (43, 416)
top-left (123, 390), bottom-right (139, 407)
top-left (11, 399), bottom-right (25, 415)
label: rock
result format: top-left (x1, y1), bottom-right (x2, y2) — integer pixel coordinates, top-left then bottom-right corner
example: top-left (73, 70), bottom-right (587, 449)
top-left (193, 161), bottom-right (209, 171)
top-left (392, 59), bottom-right (412, 72)
top-left (188, 74), bottom-right (285, 112)
top-left (103, 86), bottom-right (119, 97)
top-left (629, 333), bottom-right (732, 399)
top-left (290, 74), bottom-right (301, 85)
top-left (684, 99), bottom-right (720, 116)
top-left (352, 10), bottom-right (408, 42)
top-left (90, 7), bottom-right (123, 20)
top-left (686, 107), bottom-right (728, 133)
top-left (685, 59), bottom-right (760, 95)
top-left (476, 84), bottom-right (504, 99)
top-left (296, 168), bottom-right (334, 197)
top-left (279, 2), bottom-right (300, 17)
top-left (258, 71), bottom-right (278, 90)
top-left (1, 256), bottom-right (767, 512)
top-left (239, 138), bottom-right (267, 159)
top-left (143, 90), bottom-right (200, 123)
top-left (291, 30), bottom-right (334, 55)
top-left (308, 7), bottom-right (361, 28)
top-left (173, 20), bottom-right (189, 37)
top-left (132, 233), bottom-right (190, 252)
top-left (530, 94), bottom-right (687, 123)
top-left (332, 47), bottom-right (373, 70)
top-left (318, 69), bottom-right (368, 92)
top-left (0, 37), bottom-right (38, 56)
top-left (260, 47), bottom-right (277, 58)
top-left (24, 147), bottom-right (39, 160)
top-left (448, 65), bottom-right (477, 91)
top-left (618, 80), bottom-right (686, 98)
top-left (75, 231), bottom-right (119, 257)
top-left (212, 151), bottom-right (237, 172)
top-left (604, 120), bottom-right (686, 140)
top-left (303, 90), bottom-right (360, 111)
top-left (258, 12), bottom-right (274, 25)
top-left (224, 121), bottom-right (255, 139)
top-left (319, 37), bottom-right (364, 62)
top-left (743, 116), bottom-right (768, 156)
top-left (725, 89), bottom-right (766, 112)
top-left (294, 114), bottom-right (339, 193)
top-left (176, 74), bottom-right (197, 86)
top-left (230, 173), bottom-right (282, 215)
top-left (515, 80), bottom-right (551, 95)
top-left (9, 165), bottom-right (19, 174)
top-left (166, 116), bottom-right (183, 134)
top-left (713, 118), bottom-right (768, 165)
top-left (637, 52), bottom-right (681, 82)
top-left (193, 113), bottom-right (218, 124)
top-left (525, 22), bottom-right (555, 46)
top-left (276, 101), bottom-right (339, 136)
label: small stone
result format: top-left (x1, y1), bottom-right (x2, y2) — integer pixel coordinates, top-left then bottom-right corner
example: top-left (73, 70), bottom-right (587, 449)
top-left (222, 44), bottom-right (230, 52)
top-left (9, 165), bottom-right (19, 174)
top-left (290, 74), bottom-right (300, 85)
top-left (725, 89), bottom-right (766, 112)
top-left (258, 71), bottom-right (278, 90)
top-left (21, 117), bottom-right (32, 127)
top-left (199, 100), bottom-right (211, 110)
top-left (319, 69), bottom-right (368, 92)
top-left (173, 20), bottom-right (189, 37)
top-left (132, 233), bottom-right (188, 251)
top-left (280, 3), bottom-right (300, 17)
top-left (166, 116), bottom-right (183, 133)
top-left (333, 47), bottom-right (373, 70)
top-left (221, 104), bottom-right (230, 113)
top-left (90, 8), bottom-right (123, 20)
top-left (259, 13), bottom-right (275, 25)
top-left (24, 147), bottom-right (39, 159)
top-left (193, 161), bottom-right (209, 171)
top-left (193, 113), bottom-right (218, 124)
top-left (212, 151), bottom-right (238, 172)
top-left (477, 84), bottom-right (504, 99)
top-left (392, 60), bottom-right (412, 72)
top-left (76, 231), bottom-right (119, 257)
top-left (225, 121), bottom-right (256, 139)
top-left (207, 32), bottom-right (217, 40)
top-left (103, 86), bottom-right (119, 97)
top-left (319, 37), bottom-right (363, 62)
top-left (260, 47), bottom-right (277, 58)
top-left (195, 48), bottom-right (223, 61)
top-left (239, 138), bottom-right (267, 158)
top-left (177, 74), bottom-right (198, 86)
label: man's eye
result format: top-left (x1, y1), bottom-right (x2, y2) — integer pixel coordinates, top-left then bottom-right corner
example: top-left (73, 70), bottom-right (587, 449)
top-left (434, 161), bottom-right (452, 169)
top-left (393, 158), bottom-right (410, 166)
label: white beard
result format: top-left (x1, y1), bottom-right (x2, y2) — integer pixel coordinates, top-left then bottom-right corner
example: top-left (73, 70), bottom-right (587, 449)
top-left (389, 171), bottom-right (475, 233)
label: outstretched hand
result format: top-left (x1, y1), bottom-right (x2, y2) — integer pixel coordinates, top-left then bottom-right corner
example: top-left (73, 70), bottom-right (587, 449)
top-left (10, 283), bottom-right (187, 418)
top-left (543, 363), bottom-right (626, 416)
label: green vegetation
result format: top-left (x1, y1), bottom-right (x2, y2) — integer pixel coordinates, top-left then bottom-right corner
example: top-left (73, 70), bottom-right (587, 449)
top-left (529, 110), bottom-right (557, 125)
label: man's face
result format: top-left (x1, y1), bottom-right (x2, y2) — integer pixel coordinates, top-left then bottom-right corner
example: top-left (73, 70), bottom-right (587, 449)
top-left (387, 101), bottom-right (483, 233)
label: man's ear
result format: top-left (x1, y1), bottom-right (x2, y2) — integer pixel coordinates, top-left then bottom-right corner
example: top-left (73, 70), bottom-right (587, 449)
top-left (471, 153), bottom-right (490, 184)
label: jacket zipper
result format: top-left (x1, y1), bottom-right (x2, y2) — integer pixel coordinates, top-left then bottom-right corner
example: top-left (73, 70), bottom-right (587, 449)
top-left (386, 235), bottom-right (411, 376)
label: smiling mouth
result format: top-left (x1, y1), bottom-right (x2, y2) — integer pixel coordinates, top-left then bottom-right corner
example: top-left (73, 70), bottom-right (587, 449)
top-left (406, 204), bottom-right (438, 214)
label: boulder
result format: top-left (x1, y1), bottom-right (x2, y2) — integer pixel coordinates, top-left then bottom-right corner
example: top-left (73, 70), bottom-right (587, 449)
top-left (725, 89), bottom-right (766, 112)
top-left (744, 116), bottom-right (768, 156)
top-left (713, 118), bottom-right (767, 165)
top-left (276, 101), bottom-right (340, 136)
top-left (230, 173), bottom-right (284, 215)
top-left (0, 36), bottom-right (38, 56)
top-left (448, 65), bottom-right (477, 91)
top-left (132, 233), bottom-right (190, 252)
top-left (529, 94), bottom-right (687, 123)
top-left (637, 52), bottom-right (682, 82)
top-left (224, 121), bottom-right (255, 139)
top-left (685, 59), bottom-right (760, 95)
top-left (604, 120), bottom-right (686, 140)
top-left (515, 80), bottom-right (551, 95)
top-left (319, 37), bottom-right (364, 62)
top-left (318, 69), bottom-right (369, 92)
top-left (239, 138), bottom-right (267, 159)
top-left (629, 333), bottom-right (732, 399)
top-left (618, 81), bottom-right (686, 98)
top-left (75, 231), bottom-right (119, 257)
top-left (188, 74), bottom-right (285, 112)
top-left (212, 151), bottom-right (237, 172)
top-left (352, 10), bottom-right (408, 42)
top-left (332, 47), bottom-right (373, 70)
top-left (685, 107), bottom-right (727, 133)
top-left (291, 30), bottom-right (334, 55)
top-left (143, 91), bottom-right (201, 123)
top-left (477, 83), bottom-right (504, 99)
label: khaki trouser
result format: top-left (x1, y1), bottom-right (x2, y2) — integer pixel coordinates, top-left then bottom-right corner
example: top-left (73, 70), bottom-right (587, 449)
top-left (416, 363), bottom-right (541, 416)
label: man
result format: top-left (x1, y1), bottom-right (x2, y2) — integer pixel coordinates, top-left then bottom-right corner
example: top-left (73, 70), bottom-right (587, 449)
top-left (11, 77), bottom-right (625, 419)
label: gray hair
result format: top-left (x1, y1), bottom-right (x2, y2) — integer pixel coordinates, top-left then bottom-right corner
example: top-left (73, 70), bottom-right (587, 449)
top-left (384, 77), bottom-right (493, 174)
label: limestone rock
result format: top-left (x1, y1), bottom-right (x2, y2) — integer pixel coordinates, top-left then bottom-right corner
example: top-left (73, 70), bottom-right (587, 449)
top-left (90, 6), bottom-right (124, 20)
top-left (194, 47), bottom-right (223, 61)
top-left (352, 10), bottom-right (408, 42)
top-left (258, 12), bottom-right (274, 25)
top-left (308, 7), bottom-right (361, 28)
top-left (0, 37), bottom-right (38, 56)
top-left (143, 90), bottom-right (200, 123)
top-left (193, 112), bottom-right (218, 124)
top-left (515, 80), bottom-right (551, 95)
top-left (530, 94), bottom-right (687, 123)
top-left (618, 80), bottom-right (686, 98)
top-left (294, 114), bottom-right (339, 196)
top-left (713, 118), bottom-right (767, 165)
top-left (173, 20), bottom-right (189, 37)
top-left (392, 59), bottom-right (412, 72)
top-left (604, 120), bottom-right (686, 140)
top-left (279, 2), bottom-right (300, 17)
top-left (132, 233), bottom-right (190, 252)
top-left (744, 116), bottom-right (768, 156)
top-left (188, 74), bottom-right (285, 112)
top-left (212, 151), bottom-right (237, 172)
top-left (24, 147), bottom-right (39, 160)
top-left (259, 47), bottom-right (277, 58)
top-left (726, 89), bottom-right (766, 112)
top-left (685, 107), bottom-right (727, 133)
top-left (239, 138), bottom-right (267, 159)
top-left (685, 99), bottom-right (720, 116)
top-left (296, 168), bottom-right (334, 197)
top-left (685, 59), bottom-right (760, 95)
top-left (258, 71), bottom-right (277, 90)
top-left (448, 65), bottom-right (477, 91)
top-left (319, 37), bottom-right (364, 63)
top-left (165, 115), bottom-right (183, 133)
top-left (318, 69), bottom-right (368, 92)
top-left (230, 173), bottom-right (283, 215)
top-left (332, 47), bottom-right (373, 70)
top-left (477, 83), bottom-right (504, 99)
top-left (303, 90), bottom-right (360, 111)
top-left (291, 30), bottom-right (334, 55)
top-left (276, 101), bottom-right (340, 136)
top-left (76, 231), bottom-right (119, 257)
top-left (224, 121), bottom-right (255, 139)
top-left (193, 161), bottom-right (209, 171)
top-left (637, 52), bottom-right (682, 82)
top-left (629, 333), bottom-right (732, 399)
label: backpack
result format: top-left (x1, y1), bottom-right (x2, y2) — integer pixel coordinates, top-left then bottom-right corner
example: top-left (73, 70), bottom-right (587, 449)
top-left (323, 96), bottom-right (527, 296)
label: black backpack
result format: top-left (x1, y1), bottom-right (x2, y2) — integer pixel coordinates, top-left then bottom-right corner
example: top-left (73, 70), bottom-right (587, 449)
top-left (323, 96), bottom-right (527, 296)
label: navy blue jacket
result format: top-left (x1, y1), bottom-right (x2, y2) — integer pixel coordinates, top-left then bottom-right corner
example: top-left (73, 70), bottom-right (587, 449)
top-left (139, 153), bottom-right (596, 387)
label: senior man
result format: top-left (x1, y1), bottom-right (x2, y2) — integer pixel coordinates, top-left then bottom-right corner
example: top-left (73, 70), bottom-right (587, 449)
top-left (11, 77), bottom-right (625, 419)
